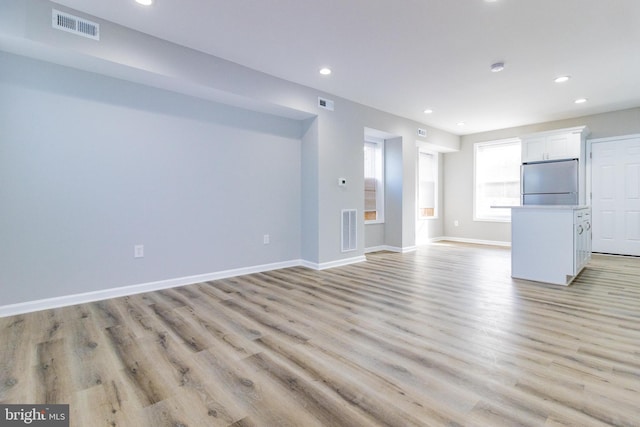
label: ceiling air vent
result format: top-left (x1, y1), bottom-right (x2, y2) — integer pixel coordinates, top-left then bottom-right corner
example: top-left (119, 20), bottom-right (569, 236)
top-left (52, 9), bottom-right (100, 40)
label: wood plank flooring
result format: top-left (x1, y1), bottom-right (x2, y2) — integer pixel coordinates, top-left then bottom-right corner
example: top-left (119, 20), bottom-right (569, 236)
top-left (1, 242), bottom-right (639, 426)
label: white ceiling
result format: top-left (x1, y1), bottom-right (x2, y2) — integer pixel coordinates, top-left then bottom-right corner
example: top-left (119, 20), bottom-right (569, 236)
top-left (51, 0), bottom-right (640, 135)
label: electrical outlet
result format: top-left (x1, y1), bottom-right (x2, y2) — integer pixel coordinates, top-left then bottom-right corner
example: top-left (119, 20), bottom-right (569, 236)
top-left (263, 234), bottom-right (270, 245)
top-left (134, 244), bottom-right (144, 258)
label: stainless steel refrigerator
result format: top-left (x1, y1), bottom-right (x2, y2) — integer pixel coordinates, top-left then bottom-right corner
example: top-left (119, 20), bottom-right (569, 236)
top-left (521, 159), bottom-right (579, 205)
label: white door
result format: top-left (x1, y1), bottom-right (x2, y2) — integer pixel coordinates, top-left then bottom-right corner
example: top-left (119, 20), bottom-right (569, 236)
top-left (591, 136), bottom-right (640, 255)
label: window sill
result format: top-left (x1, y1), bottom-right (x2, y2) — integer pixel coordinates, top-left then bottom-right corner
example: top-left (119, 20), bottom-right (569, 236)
top-left (365, 220), bottom-right (385, 225)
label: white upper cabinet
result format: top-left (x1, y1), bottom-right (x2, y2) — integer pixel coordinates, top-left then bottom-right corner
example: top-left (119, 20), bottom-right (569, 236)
top-left (521, 126), bottom-right (588, 163)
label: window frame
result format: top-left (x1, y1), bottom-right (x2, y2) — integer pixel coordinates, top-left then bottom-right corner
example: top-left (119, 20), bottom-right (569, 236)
top-left (364, 136), bottom-right (385, 224)
top-left (473, 138), bottom-right (521, 222)
top-left (417, 149), bottom-right (439, 220)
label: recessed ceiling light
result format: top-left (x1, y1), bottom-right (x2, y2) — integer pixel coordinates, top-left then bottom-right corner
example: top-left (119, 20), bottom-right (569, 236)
top-left (554, 75), bottom-right (571, 83)
top-left (457, 122), bottom-right (466, 126)
top-left (490, 62), bottom-right (505, 73)
top-left (135, 0), bottom-right (153, 5)
top-left (423, 109), bottom-right (433, 114)
top-left (319, 67), bottom-right (332, 76)
top-left (574, 98), bottom-right (588, 104)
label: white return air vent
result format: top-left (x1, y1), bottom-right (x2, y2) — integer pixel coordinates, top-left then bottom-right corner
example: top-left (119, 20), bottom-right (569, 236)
top-left (318, 97), bottom-right (335, 111)
top-left (52, 9), bottom-right (100, 40)
top-left (341, 209), bottom-right (357, 252)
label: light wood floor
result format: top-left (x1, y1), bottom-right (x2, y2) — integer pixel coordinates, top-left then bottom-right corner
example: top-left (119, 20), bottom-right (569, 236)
top-left (1, 242), bottom-right (639, 426)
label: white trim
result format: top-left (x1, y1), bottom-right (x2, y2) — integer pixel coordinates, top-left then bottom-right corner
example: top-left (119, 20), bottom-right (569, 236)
top-left (364, 136), bottom-right (385, 224)
top-left (431, 236), bottom-right (511, 247)
top-left (0, 259), bottom-right (300, 318)
top-left (417, 216), bottom-right (440, 221)
top-left (587, 133), bottom-right (640, 144)
top-left (364, 245), bottom-right (417, 253)
top-left (521, 125), bottom-right (588, 140)
top-left (300, 255), bottom-right (367, 270)
top-left (416, 140), bottom-right (458, 153)
top-left (364, 127), bottom-right (398, 141)
top-left (417, 149), bottom-right (439, 220)
top-left (364, 218), bottom-right (385, 225)
top-left (364, 245), bottom-right (390, 253)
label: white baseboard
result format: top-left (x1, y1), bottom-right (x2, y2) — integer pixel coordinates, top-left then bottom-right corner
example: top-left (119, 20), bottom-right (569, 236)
top-left (364, 245), bottom-right (417, 254)
top-left (0, 254), bottom-right (379, 317)
top-left (0, 259), bottom-right (301, 318)
top-left (300, 255), bottom-right (367, 270)
top-left (364, 245), bottom-right (389, 253)
top-left (1, 239), bottom-right (514, 318)
top-left (431, 236), bottom-right (511, 247)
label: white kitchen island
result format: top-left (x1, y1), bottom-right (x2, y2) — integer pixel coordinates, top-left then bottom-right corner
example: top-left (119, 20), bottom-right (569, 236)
top-left (509, 205), bottom-right (591, 285)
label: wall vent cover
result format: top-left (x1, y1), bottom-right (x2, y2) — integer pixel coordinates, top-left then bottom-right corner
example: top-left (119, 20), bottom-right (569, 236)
top-left (341, 209), bottom-right (357, 252)
top-left (318, 97), bottom-right (335, 111)
top-left (52, 9), bottom-right (100, 40)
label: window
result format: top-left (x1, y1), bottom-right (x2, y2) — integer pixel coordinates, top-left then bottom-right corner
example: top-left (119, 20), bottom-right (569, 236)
top-left (364, 137), bottom-right (384, 223)
top-left (474, 138), bottom-right (521, 221)
top-left (418, 150), bottom-right (438, 219)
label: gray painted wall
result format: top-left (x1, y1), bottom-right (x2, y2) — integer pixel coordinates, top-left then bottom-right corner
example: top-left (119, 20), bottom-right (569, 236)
top-left (444, 107), bottom-right (640, 243)
top-left (0, 0), bottom-right (460, 307)
top-left (383, 137), bottom-right (404, 249)
top-left (300, 117), bottom-right (320, 262)
top-left (0, 52), bottom-right (302, 305)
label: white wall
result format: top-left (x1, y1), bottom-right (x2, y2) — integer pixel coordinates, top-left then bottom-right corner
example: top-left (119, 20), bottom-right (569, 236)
top-left (0, 52), bottom-right (302, 306)
top-left (444, 107), bottom-right (640, 243)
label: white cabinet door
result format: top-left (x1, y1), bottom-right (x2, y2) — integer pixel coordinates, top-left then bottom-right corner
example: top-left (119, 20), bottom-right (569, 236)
top-left (574, 209), bottom-right (591, 272)
top-left (547, 133), bottom-right (581, 160)
top-left (592, 137), bottom-right (640, 255)
top-left (522, 136), bottom-right (547, 162)
top-left (586, 213), bottom-right (592, 258)
top-left (583, 210), bottom-right (592, 266)
top-left (522, 132), bottom-right (582, 163)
